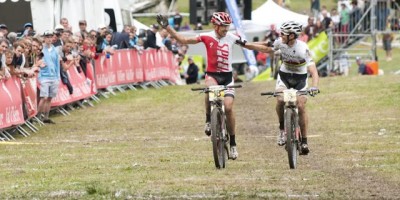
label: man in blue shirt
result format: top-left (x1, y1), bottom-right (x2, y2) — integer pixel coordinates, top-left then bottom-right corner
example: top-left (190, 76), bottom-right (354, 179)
top-left (37, 30), bottom-right (61, 124)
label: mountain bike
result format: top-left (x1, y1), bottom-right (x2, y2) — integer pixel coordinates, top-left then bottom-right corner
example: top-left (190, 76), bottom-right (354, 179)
top-left (192, 85), bottom-right (242, 169)
top-left (261, 88), bottom-right (319, 169)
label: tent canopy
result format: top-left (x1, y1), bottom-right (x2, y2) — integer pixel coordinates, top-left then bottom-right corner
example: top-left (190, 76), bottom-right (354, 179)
top-left (251, 0), bottom-right (309, 29)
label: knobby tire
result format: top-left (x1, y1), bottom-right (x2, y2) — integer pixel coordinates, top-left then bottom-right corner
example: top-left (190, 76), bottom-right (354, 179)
top-left (285, 108), bottom-right (297, 169)
top-left (211, 108), bottom-right (226, 169)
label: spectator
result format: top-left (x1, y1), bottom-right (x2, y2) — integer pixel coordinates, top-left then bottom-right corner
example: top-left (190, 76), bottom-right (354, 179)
top-left (382, 19), bottom-right (394, 61)
top-left (349, 0), bottom-right (362, 32)
top-left (184, 56), bottom-right (199, 84)
top-left (180, 22), bottom-right (191, 31)
top-left (340, 3), bottom-right (350, 42)
top-left (311, 0), bottom-right (320, 21)
top-left (95, 24), bottom-right (108, 53)
top-left (53, 24), bottom-right (65, 47)
top-left (173, 10), bottom-right (183, 31)
top-left (330, 8), bottom-right (340, 33)
top-left (60, 17), bottom-right (73, 32)
top-left (22, 23), bottom-right (34, 37)
top-left (356, 56), bottom-right (373, 75)
top-left (60, 39), bottom-right (76, 94)
top-left (145, 24), bottom-right (160, 49)
top-left (0, 24), bottom-right (9, 37)
top-left (304, 17), bottom-right (317, 40)
top-left (232, 70), bottom-right (243, 83)
top-left (76, 20), bottom-right (88, 39)
top-left (314, 19), bottom-right (325, 36)
top-left (194, 23), bottom-right (203, 30)
top-left (7, 32), bottom-right (18, 45)
top-left (318, 5), bottom-right (331, 22)
top-left (321, 10), bottom-right (333, 30)
top-left (128, 27), bottom-right (139, 49)
top-left (101, 31), bottom-right (115, 55)
top-left (160, 29), bottom-right (172, 51)
top-left (110, 25), bottom-right (130, 49)
top-left (37, 30), bottom-right (61, 124)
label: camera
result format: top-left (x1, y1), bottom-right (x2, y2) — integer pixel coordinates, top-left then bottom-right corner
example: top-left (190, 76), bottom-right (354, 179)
top-left (37, 52), bottom-right (44, 60)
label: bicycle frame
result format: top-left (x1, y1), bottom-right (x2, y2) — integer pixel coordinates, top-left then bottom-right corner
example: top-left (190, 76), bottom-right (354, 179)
top-left (261, 88), bottom-right (318, 169)
top-left (192, 85), bottom-right (242, 169)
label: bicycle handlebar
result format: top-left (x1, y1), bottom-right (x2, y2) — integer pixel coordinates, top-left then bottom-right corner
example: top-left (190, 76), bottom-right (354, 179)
top-left (191, 85), bottom-right (242, 92)
top-left (260, 89), bottom-right (320, 97)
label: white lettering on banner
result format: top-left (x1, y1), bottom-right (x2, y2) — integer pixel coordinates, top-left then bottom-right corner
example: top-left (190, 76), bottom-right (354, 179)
top-left (5, 105), bottom-right (22, 124)
top-left (126, 69), bottom-right (134, 81)
top-left (108, 72), bottom-right (116, 83)
top-left (96, 74), bottom-right (109, 87)
top-left (0, 113), bottom-right (4, 126)
top-left (117, 70), bottom-right (126, 82)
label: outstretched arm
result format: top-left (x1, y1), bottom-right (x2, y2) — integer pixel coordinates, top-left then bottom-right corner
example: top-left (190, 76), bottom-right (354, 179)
top-left (236, 38), bottom-right (274, 53)
top-left (157, 14), bottom-right (199, 45)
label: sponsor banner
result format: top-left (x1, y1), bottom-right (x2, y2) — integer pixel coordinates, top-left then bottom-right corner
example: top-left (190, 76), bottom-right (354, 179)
top-left (307, 31), bottom-right (329, 63)
top-left (0, 77), bottom-right (25, 129)
top-left (51, 67), bottom-right (92, 107)
top-left (131, 50), bottom-right (144, 83)
top-left (22, 78), bottom-right (38, 118)
top-left (94, 54), bottom-right (110, 89)
top-left (86, 62), bottom-right (98, 95)
top-left (225, 0), bottom-right (257, 67)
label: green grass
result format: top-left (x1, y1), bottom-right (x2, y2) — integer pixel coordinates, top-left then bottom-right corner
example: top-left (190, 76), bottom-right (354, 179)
top-left (0, 73), bottom-right (399, 198)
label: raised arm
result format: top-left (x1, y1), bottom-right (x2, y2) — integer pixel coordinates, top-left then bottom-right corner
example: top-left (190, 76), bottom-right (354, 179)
top-left (157, 14), bottom-right (199, 45)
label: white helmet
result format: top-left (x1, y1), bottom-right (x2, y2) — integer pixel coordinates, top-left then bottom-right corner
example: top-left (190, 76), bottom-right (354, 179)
top-left (280, 21), bottom-right (302, 36)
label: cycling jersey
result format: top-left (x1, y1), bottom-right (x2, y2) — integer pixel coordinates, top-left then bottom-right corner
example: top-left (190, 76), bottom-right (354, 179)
top-left (273, 38), bottom-right (314, 74)
top-left (197, 31), bottom-right (239, 73)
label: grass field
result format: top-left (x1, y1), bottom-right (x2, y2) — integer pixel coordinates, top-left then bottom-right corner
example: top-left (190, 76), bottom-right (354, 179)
top-left (0, 66), bottom-right (399, 198)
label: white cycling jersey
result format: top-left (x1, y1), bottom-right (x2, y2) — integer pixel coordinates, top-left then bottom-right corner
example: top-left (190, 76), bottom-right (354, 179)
top-left (273, 38), bottom-right (314, 74)
top-left (196, 31), bottom-right (239, 73)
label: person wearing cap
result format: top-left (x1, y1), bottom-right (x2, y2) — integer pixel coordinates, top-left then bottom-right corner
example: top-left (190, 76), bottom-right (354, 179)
top-left (145, 24), bottom-right (161, 49)
top-left (0, 24), bottom-right (9, 36)
top-left (157, 12), bottom-right (242, 160)
top-left (37, 30), bottom-right (61, 124)
top-left (22, 23), bottom-right (33, 37)
top-left (184, 56), bottom-right (199, 85)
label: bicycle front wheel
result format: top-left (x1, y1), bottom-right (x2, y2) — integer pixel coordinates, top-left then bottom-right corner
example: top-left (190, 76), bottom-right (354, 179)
top-left (285, 108), bottom-right (298, 169)
top-left (211, 107), bottom-right (226, 169)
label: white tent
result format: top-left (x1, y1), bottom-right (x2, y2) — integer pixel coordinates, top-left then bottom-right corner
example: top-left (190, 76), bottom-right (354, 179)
top-left (251, 0), bottom-right (309, 29)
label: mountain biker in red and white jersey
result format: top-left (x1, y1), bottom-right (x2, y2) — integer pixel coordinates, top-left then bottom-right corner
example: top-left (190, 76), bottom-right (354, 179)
top-left (157, 12), bottom-right (241, 159)
top-left (236, 21), bottom-right (319, 155)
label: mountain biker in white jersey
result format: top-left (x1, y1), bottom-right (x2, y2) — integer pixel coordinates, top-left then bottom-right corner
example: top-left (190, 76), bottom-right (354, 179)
top-left (236, 21), bottom-right (319, 155)
top-left (157, 12), bottom-right (241, 159)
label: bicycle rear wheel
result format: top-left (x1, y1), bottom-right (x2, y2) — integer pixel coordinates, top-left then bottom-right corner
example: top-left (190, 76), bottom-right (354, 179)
top-left (211, 107), bottom-right (226, 169)
top-left (285, 108), bottom-right (298, 169)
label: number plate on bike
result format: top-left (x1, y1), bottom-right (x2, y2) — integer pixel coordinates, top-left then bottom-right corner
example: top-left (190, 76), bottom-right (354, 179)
top-left (283, 89), bottom-right (297, 103)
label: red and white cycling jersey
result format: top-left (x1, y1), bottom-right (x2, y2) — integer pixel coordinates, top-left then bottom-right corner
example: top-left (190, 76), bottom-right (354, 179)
top-left (273, 38), bottom-right (314, 74)
top-left (196, 31), bottom-right (239, 73)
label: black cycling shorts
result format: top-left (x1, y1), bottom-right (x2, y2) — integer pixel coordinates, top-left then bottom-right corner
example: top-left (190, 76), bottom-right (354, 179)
top-left (277, 71), bottom-right (308, 90)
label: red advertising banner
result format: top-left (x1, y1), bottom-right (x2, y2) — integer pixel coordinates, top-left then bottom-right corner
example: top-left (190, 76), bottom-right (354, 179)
top-left (51, 67), bottom-right (92, 107)
top-left (21, 78), bottom-right (38, 119)
top-left (94, 55), bottom-right (109, 89)
top-left (131, 50), bottom-right (144, 83)
top-left (0, 77), bottom-right (25, 129)
top-left (86, 62), bottom-right (98, 95)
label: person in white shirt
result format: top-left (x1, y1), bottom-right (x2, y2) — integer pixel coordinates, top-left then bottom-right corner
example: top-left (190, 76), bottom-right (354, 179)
top-left (236, 21), bottom-right (320, 155)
